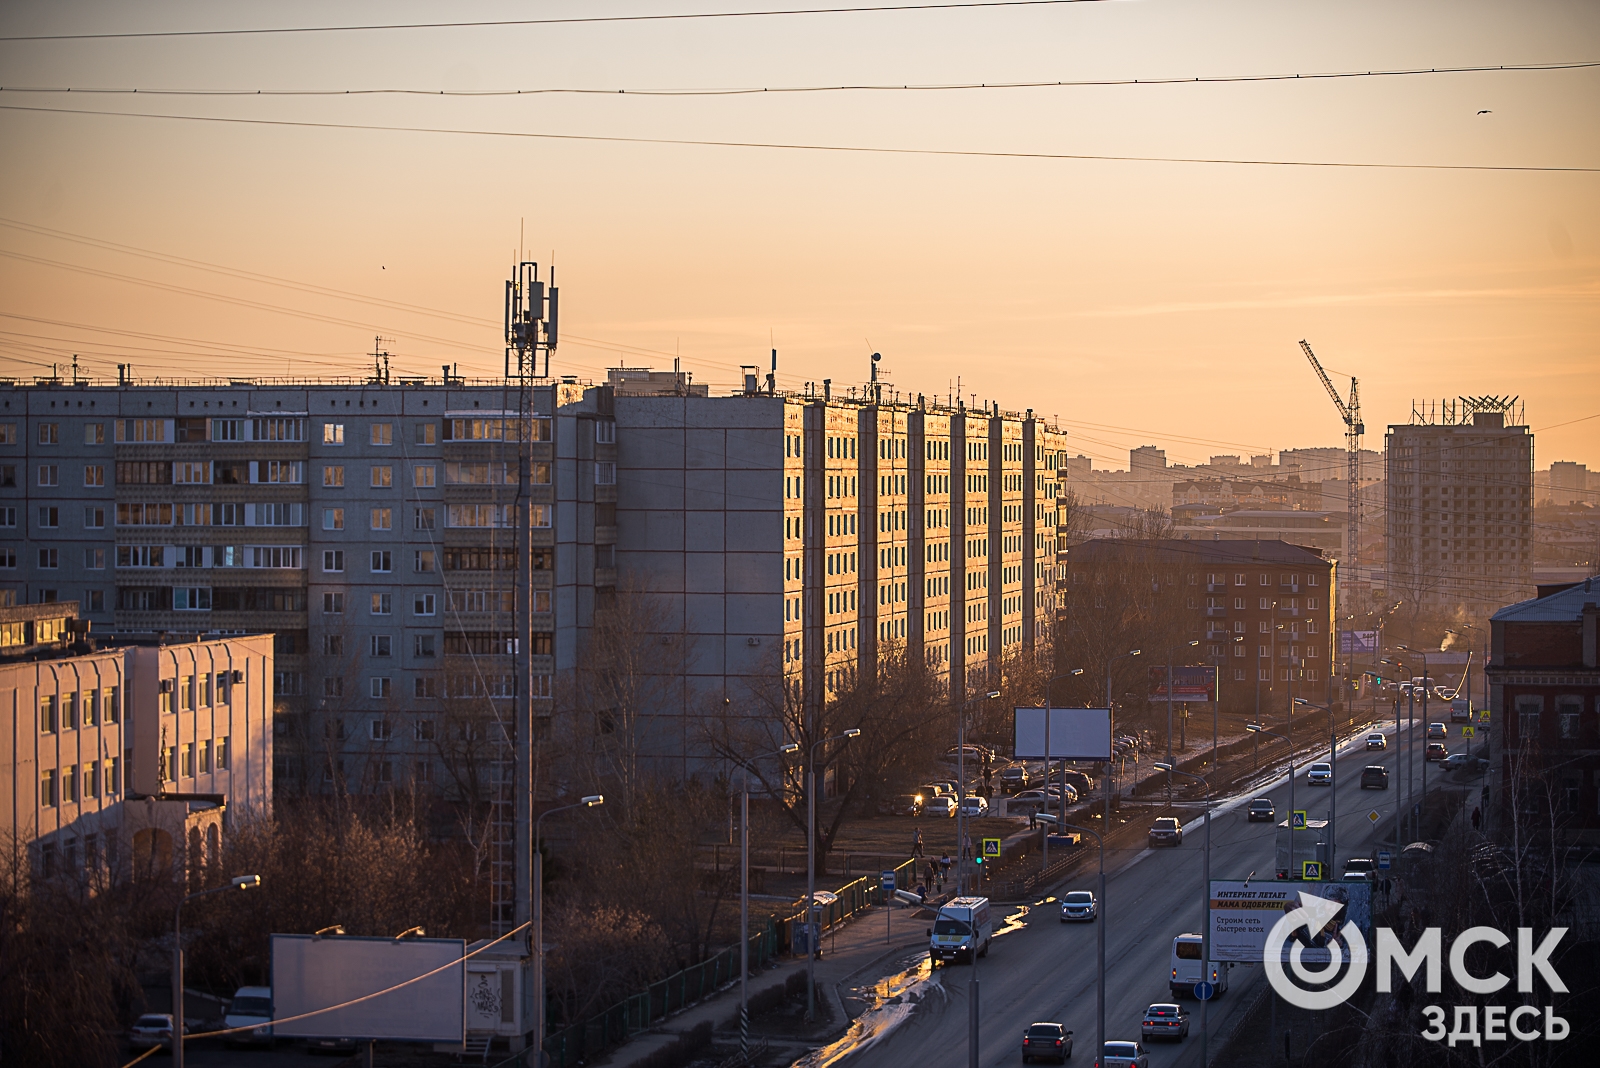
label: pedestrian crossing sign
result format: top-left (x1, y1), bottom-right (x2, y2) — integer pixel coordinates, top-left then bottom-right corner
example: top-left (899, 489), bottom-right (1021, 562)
top-left (982, 838), bottom-right (1002, 859)
top-left (1291, 810), bottom-right (1308, 830)
top-left (1478, 709), bottom-right (1491, 724)
top-left (1301, 860), bottom-right (1324, 881)
top-left (1461, 725), bottom-right (1475, 737)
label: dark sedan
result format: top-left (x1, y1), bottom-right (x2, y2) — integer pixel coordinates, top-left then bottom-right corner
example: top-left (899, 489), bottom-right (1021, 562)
top-left (1022, 1021), bottom-right (1073, 1064)
top-left (1247, 798), bottom-right (1275, 822)
top-left (1148, 817), bottom-right (1183, 847)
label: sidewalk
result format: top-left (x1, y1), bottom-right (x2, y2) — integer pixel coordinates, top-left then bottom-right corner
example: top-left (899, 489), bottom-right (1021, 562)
top-left (592, 902), bottom-right (931, 1068)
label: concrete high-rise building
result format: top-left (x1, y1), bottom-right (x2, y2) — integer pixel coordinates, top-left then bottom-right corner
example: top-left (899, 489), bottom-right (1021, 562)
top-left (1, 374), bottom-right (1068, 786)
top-left (1385, 406), bottom-right (1534, 614)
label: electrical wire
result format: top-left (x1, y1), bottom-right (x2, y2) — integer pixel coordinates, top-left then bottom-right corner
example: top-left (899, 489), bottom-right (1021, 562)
top-left (0, 1), bottom-right (1117, 43)
top-left (4, 60), bottom-right (1594, 97)
top-left (4, 103), bottom-right (1596, 173)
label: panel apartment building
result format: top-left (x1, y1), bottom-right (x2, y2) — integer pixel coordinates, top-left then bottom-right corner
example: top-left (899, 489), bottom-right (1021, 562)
top-left (1, 373), bottom-right (1067, 787)
top-left (1385, 405), bottom-right (1534, 615)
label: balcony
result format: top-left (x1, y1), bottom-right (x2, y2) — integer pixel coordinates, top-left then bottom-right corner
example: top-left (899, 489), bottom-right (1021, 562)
top-left (1205, 607), bottom-right (1228, 617)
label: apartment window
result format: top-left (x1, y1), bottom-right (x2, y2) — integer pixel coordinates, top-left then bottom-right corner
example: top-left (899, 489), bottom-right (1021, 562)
top-left (39, 548), bottom-right (59, 568)
top-left (1557, 697), bottom-right (1582, 740)
top-left (371, 550), bottom-right (392, 572)
top-left (200, 739), bottom-right (213, 774)
top-left (41, 769), bottom-right (57, 807)
top-left (323, 507), bottom-right (345, 531)
top-left (181, 743), bottom-right (194, 778)
top-left (110, 755), bottom-right (121, 793)
top-left (370, 677), bottom-right (392, 700)
top-left (414, 676), bottom-right (439, 699)
top-left (370, 507), bottom-right (392, 531)
top-left (531, 461), bottom-right (552, 485)
top-left (414, 760), bottom-right (434, 784)
top-left (371, 422), bottom-right (393, 446)
top-left (596, 420), bottom-right (616, 443)
top-left (371, 593), bottom-right (392, 616)
top-left (40, 694), bottom-right (58, 733)
top-left (324, 677), bottom-right (344, 698)
top-left (323, 549), bottom-right (345, 572)
top-left (0, 547), bottom-right (14, 568)
top-left (218, 736), bottom-right (230, 769)
top-left (86, 589), bottom-right (105, 611)
top-left (413, 507), bottom-right (436, 531)
top-left (38, 464), bottom-right (59, 487)
top-left (324, 423), bottom-right (344, 445)
top-left (377, 760), bottom-right (394, 784)
top-left (1260, 574), bottom-right (1270, 585)
top-left (370, 465), bottom-right (393, 489)
top-left (412, 464), bottom-right (436, 488)
top-left (323, 465), bottom-right (345, 487)
top-left (173, 461), bottom-right (209, 484)
top-left (414, 633), bottom-right (436, 657)
top-left (415, 422), bottom-right (437, 445)
top-left (370, 634), bottom-right (392, 657)
top-left (0, 506), bottom-right (13, 528)
top-left (39, 507), bottom-right (59, 528)
top-left (414, 550), bottom-right (435, 573)
top-left (38, 422), bottom-right (59, 445)
top-left (323, 592), bottom-right (344, 613)
top-left (323, 634), bottom-right (345, 655)
top-left (595, 462), bottom-right (617, 485)
top-left (84, 422), bottom-right (104, 445)
top-left (530, 504), bottom-right (553, 528)
top-left (0, 424), bottom-right (12, 444)
top-left (84, 506), bottom-right (105, 528)
top-left (413, 593), bottom-right (435, 616)
top-left (84, 464), bottom-right (105, 487)
top-left (87, 761), bottom-right (101, 797)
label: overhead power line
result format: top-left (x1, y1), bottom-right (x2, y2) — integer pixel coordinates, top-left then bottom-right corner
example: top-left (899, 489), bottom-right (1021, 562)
top-left (4, 103), bottom-right (1597, 173)
top-left (0, 1), bottom-right (1114, 42)
top-left (4, 60), bottom-right (1594, 97)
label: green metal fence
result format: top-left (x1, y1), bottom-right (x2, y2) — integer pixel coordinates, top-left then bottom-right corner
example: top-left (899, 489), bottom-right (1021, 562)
top-left (542, 856), bottom-right (919, 1068)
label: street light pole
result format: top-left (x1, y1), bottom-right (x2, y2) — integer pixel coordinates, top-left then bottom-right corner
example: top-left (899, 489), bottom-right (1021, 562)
top-left (956, 689), bottom-right (1000, 1068)
top-left (1098, 649), bottom-right (1140, 1067)
top-left (534, 795), bottom-right (604, 1065)
top-left (1059, 819), bottom-right (1106, 1068)
top-left (1154, 763), bottom-right (1210, 1068)
top-left (806, 729), bottom-right (861, 1023)
top-left (173, 874), bottom-right (261, 1068)
top-left (1162, 641), bottom-right (1200, 802)
top-left (737, 744), bottom-right (799, 1058)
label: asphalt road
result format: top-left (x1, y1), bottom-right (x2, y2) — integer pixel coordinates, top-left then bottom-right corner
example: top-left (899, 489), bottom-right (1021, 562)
top-left (837, 716), bottom-right (1474, 1068)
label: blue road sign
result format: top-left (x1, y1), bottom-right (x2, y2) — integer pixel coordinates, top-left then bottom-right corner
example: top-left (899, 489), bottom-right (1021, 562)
top-left (881, 870), bottom-right (896, 891)
top-left (1193, 981), bottom-right (1216, 1001)
top-left (1377, 850), bottom-right (1392, 870)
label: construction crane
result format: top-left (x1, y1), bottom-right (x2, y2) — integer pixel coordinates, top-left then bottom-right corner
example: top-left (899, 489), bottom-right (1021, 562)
top-left (1298, 339), bottom-right (1362, 616)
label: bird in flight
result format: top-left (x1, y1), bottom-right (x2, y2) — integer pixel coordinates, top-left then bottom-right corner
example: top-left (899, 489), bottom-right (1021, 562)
top-left (1477, 109), bottom-right (1492, 115)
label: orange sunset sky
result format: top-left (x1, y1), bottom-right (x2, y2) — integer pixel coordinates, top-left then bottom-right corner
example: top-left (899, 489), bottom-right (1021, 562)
top-left (1, 0), bottom-right (1596, 471)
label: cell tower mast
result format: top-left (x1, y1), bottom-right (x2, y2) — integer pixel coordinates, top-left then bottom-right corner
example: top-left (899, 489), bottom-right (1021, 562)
top-left (500, 261), bottom-right (558, 949)
top-left (1297, 339), bottom-right (1362, 616)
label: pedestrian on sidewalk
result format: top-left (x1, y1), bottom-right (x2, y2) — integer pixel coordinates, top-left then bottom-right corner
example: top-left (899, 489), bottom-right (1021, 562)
top-left (926, 859), bottom-right (938, 888)
top-left (1471, 806), bottom-right (1481, 831)
top-left (912, 828), bottom-right (924, 858)
top-left (962, 834), bottom-right (973, 861)
top-left (939, 852), bottom-right (951, 885)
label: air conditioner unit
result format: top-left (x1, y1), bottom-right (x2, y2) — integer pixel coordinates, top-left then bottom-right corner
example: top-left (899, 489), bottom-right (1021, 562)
top-left (159, 679), bottom-right (174, 693)
top-left (747, 637), bottom-right (761, 647)
top-left (231, 670), bottom-right (244, 683)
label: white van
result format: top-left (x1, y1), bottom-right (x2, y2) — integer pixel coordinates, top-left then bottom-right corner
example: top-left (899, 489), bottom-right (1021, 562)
top-left (224, 986), bottom-right (274, 1047)
top-left (929, 896), bottom-right (993, 965)
top-left (1169, 935), bottom-right (1228, 999)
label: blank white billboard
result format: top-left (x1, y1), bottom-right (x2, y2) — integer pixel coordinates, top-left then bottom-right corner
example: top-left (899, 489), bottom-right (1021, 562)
top-left (1013, 707), bottom-right (1112, 760)
top-left (271, 934), bottom-right (465, 1042)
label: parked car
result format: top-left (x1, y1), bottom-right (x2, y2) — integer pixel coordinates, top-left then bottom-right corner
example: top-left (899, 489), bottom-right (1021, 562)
top-left (1442, 753), bottom-right (1472, 771)
top-left (1140, 1004), bottom-right (1190, 1042)
top-left (1365, 732), bottom-right (1387, 750)
top-left (1360, 765), bottom-right (1390, 790)
top-left (1343, 857), bottom-right (1375, 880)
top-left (1059, 890), bottom-right (1097, 922)
top-left (888, 793), bottom-right (923, 816)
top-left (1148, 817), bottom-right (1183, 847)
top-left (1247, 798), bottom-right (1275, 822)
top-left (1425, 741), bottom-right (1448, 762)
top-left (224, 986), bottom-right (275, 1047)
top-left (1426, 722), bottom-right (1447, 741)
top-left (1306, 761), bottom-right (1333, 785)
top-left (999, 764), bottom-right (1030, 792)
top-left (1097, 1040), bottom-right (1149, 1068)
top-left (958, 795), bottom-right (989, 818)
top-left (1022, 1021), bottom-right (1073, 1064)
top-left (919, 783), bottom-right (948, 800)
top-left (129, 1014), bottom-right (181, 1051)
top-left (1053, 767), bottom-right (1097, 794)
top-left (933, 780), bottom-right (960, 799)
top-left (925, 795), bottom-right (957, 818)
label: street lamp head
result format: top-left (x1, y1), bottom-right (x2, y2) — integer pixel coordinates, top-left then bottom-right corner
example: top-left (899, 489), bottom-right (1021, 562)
top-left (1070, 668), bottom-right (1084, 676)
top-left (231, 874), bottom-right (261, 890)
top-left (394, 926), bottom-right (426, 939)
top-left (1188, 640), bottom-right (1199, 647)
top-left (779, 743), bottom-right (801, 754)
top-left (1129, 649), bottom-right (1141, 656)
top-left (986, 690), bottom-right (1001, 699)
top-left (581, 794), bottom-right (605, 806)
top-left (843, 728), bottom-right (862, 738)
top-left (1154, 761), bottom-right (1175, 772)
top-left (315, 924), bottom-right (345, 937)
top-left (1245, 723), bottom-right (1264, 733)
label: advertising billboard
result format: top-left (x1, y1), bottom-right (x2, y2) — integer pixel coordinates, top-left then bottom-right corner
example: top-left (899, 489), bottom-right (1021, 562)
top-left (271, 934), bottom-right (466, 1042)
top-left (1148, 665), bottom-right (1217, 702)
top-left (1209, 880), bottom-right (1371, 964)
top-left (1013, 707), bottom-right (1112, 760)
top-left (1340, 630), bottom-right (1378, 656)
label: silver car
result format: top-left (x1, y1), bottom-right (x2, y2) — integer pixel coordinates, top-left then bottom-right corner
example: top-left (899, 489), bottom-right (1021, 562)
top-left (1059, 890), bottom-right (1097, 922)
